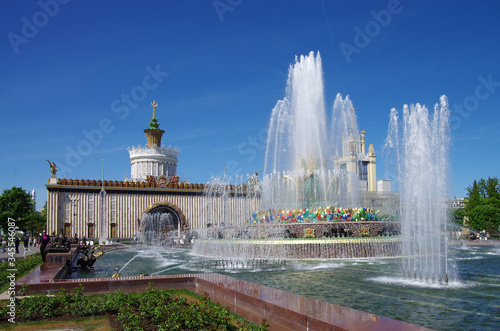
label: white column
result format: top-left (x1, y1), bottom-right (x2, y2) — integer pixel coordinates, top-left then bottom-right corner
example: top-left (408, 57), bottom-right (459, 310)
top-left (368, 144), bottom-right (377, 192)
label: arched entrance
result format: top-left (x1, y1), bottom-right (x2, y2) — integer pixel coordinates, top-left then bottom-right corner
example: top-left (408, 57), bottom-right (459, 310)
top-left (142, 201), bottom-right (188, 232)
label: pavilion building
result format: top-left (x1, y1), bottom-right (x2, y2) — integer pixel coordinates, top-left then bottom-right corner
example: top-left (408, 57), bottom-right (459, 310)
top-left (46, 102), bottom-right (259, 240)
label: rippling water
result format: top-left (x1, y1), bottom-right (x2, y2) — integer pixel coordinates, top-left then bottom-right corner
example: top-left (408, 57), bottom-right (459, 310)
top-left (70, 244), bottom-right (500, 330)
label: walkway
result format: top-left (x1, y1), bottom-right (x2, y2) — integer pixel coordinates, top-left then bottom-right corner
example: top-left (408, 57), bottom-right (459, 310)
top-left (0, 245), bottom-right (40, 261)
top-left (0, 247), bottom-right (41, 300)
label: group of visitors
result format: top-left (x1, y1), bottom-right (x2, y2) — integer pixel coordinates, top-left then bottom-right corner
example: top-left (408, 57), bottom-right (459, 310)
top-left (1, 235), bottom-right (39, 254)
top-left (478, 230), bottom-right (490, 240)
top-left (0, 230), bottom-right (52, 264)
top-left (469, 230), bottom-right (491, 240)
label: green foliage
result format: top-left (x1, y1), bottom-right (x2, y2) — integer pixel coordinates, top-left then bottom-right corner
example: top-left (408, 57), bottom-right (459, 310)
top-left (27, 208), bottom-right (47, 237)
top-left (0, 186), bottom-right (37, 234)
top-left (0, 286), bottom-right (269, 330)
top-left (477, 177), bottom-right (500, 199)
top-left (468, 205), bottom-right (500, 234)
top-left (449, 208), bottom-right (466, 226)
top-left (465, 180), bottom-right (482, 213)
top-left (0, 187), bottom-right (46, 236)
top-left (464, 177), bottom-right (500, 233)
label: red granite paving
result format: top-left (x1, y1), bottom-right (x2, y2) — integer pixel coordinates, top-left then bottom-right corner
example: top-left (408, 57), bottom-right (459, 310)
top-left (18, 264), bottom-right (60, 284)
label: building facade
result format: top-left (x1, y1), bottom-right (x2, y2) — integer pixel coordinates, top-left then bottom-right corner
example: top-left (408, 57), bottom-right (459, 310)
top-left (46, 179), bottom-right (259, 240)
top-left (46, 103), bottom-right (259, 239)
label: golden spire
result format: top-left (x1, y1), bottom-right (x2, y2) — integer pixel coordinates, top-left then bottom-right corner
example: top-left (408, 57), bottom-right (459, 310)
top-left (148, 101), bottom-right (160, 130)
top-left (151, 100), bottom-right (158, 119)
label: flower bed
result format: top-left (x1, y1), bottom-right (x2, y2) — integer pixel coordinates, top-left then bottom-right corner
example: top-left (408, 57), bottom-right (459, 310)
top-left (0, 285), bottom-right (268, 330)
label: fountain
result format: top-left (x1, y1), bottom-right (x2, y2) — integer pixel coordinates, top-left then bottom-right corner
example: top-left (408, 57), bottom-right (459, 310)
top-left (190, 52), bottom-right (400, 259)
top-left (262, 51), bottom-right (364, 210)
top-left (385, 96), bottom-right (452, 284)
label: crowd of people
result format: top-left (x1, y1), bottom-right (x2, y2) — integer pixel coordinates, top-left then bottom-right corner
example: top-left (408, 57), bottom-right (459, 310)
top-left (1, 235), bottom-right (38, 254)
top-left (470, 230), bottom-right (491, 241)
top-left (0, 230), bottom-right (52, 262)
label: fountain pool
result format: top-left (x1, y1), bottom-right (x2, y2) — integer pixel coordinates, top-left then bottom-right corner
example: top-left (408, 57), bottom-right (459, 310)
top-left (68, 244), bottom-right (500, 330)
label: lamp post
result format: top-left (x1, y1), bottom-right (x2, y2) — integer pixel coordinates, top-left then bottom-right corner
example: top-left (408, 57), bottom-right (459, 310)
top-left (100, 158), bottom-right (107, 244)
top-left (31, 189), bottom-right (36, 243)
top-left (69, 195), bottom-right (79, 237)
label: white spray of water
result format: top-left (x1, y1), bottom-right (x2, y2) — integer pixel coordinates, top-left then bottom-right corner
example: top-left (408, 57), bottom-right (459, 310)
top-left (263, 51), bottom-right (364, 210)
top-left (385, 95), bottom-right (452, 284)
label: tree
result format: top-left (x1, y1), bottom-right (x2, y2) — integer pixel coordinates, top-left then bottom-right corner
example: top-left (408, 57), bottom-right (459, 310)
top-left (478, 177), bottom-right (500, 200)
top-left (468, 205), bottom-right (500, 235)
top-left (28, 202), bottom-right (48, 238)
top-left (464, 177), bottom-right (500, 234)
top-left (465, 180), bottom-right (482, 215)
top-left (0, 186), bottom-right (35, 234)
top-left (449, 208), bottom-right (466, 227)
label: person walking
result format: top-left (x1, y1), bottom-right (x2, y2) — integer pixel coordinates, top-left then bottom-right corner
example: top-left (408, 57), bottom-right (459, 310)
top-left (24, 236), bottom-right (30, 251)
top-left (14, 236), bottom-right (20, 254)
top-left (40, 230), bottom-right (51, 263)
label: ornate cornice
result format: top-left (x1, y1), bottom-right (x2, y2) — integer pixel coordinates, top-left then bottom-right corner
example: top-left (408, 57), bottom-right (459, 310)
top-left (51, 178), bottom-right (256, 193)
top-left (55, 178), bottom-right (203, 190)
top-left (128, 144), bottom-right (180, 160)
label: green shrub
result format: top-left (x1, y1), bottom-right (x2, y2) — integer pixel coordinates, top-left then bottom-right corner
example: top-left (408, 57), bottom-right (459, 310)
top-left (0, 286), bottom-right (268, 330)
top-left (0, 254), bottom-right (43, 292)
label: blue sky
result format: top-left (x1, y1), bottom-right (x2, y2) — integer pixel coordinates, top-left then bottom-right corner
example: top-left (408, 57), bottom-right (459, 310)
top-left (1, 0), bottom-right (499, 207)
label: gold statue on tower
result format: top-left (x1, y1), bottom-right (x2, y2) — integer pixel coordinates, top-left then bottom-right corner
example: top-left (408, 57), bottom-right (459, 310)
top-left (148, 101), bottom-right (160, 130)
top-left (151, 100), bottom-right (158, 119)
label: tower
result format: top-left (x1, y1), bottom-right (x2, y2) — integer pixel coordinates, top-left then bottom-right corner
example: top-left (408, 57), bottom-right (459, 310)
top-left (334, 127), bottom-right (378, 192)
top-left (128, 101), bottom-right (180, 181)
top-left (367, 144), bottom-right (377, 192)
